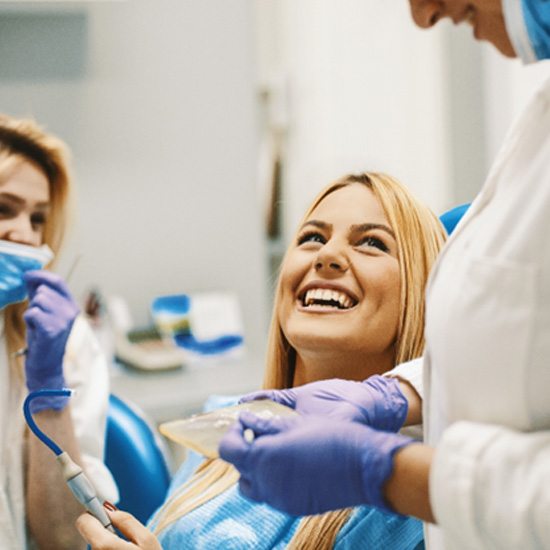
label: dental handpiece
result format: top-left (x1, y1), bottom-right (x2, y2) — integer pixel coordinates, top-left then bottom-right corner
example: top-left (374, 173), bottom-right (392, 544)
top-left (57, 452), bottom-right (116, 533)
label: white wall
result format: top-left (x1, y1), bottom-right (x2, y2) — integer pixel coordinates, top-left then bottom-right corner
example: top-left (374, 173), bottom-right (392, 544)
top-left (482, 50), bottom-right (550, 164)
top-left (255, 0), bottom-right (453, 245)
top-left (0, 1), bottom-right (268, 351)
top-left (254, 3), bottom-right (550, 249)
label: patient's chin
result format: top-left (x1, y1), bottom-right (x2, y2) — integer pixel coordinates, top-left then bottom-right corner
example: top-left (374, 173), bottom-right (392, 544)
top-left (285, 325), bottom-right (361, 355)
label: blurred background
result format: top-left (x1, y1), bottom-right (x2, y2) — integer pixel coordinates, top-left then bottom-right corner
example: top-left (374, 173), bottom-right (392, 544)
top-left (1, 0), bottom-right (549, 420)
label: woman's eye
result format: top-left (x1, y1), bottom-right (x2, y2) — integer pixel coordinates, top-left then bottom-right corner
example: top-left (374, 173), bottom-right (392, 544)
top-left (357, 236), bottom-right (389, 252)
top-left (0, 204), bottom-right (14, 217)
top-left (31, 213), bottom-right (47, 227)
top-left (297, 232), bottom-right (326, 246)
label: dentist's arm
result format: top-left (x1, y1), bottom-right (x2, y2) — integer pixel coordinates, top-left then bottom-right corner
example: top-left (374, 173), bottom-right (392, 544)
top-left (384, 440), bottom-right (434, 521)
top-left (23, 271), bottom-right (87, 549)
top-left (27, 408), bottom-right (88, 548)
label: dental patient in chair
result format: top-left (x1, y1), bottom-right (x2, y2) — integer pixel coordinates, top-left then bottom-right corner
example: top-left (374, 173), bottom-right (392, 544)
top-left (77, 172), bottom-right (446, 550)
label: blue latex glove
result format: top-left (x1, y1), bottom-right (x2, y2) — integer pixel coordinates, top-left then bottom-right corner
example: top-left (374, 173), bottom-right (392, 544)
top-left (219, 412), bottom-right (414, 516)
top-left (240, 375), bottom-right (408, 432)
top-left (23, 271), bottom-right (80, 412)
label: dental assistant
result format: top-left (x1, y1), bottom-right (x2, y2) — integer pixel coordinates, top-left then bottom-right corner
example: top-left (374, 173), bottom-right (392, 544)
top-left (0, 115), bottom-right (117, 549)
top-left (219, 1), bottom-right (550, 549)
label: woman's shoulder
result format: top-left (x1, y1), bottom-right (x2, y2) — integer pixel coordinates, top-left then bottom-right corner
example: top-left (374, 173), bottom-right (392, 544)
top-left (64, 315), bottom-right (102, 358)
top-left (63, 315), bottom-right (109, 386)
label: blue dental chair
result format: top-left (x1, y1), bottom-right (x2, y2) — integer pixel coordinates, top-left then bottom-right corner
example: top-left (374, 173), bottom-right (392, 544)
top-left (105, 394), bottom-right (172, 524)
top-left (439, 203), bottom-right (470, 235)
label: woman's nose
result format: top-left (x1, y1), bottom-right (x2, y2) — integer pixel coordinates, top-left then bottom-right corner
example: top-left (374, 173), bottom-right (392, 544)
top-left (314, 243), bottom-right (349, 275)
top-left (315, 260), bottom-right (345, 272)
top-left (409, 0), bottom-right (444, 29)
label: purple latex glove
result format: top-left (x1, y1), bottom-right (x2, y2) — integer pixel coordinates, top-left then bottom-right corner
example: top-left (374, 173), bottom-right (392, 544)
top-left (219, 411), bottom-right (414, 516)
top-left (240, 375), bottom-right (408, 432)
top-left (23, 271), bottom-right (79, 412)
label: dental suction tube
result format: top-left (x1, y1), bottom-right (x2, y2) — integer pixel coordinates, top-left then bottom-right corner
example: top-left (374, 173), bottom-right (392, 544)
top-left (23, 389), bottom-right (115, 534)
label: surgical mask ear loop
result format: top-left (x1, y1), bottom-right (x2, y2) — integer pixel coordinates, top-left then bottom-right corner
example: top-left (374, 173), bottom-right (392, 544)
top-left (23, 389), bottom-right (116, 534)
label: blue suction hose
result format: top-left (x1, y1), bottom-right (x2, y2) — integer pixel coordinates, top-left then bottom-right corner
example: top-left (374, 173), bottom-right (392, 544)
top-left (23, 389), bottom-right (69, 455)
top-left (23, 389), bottom-right (115, 534)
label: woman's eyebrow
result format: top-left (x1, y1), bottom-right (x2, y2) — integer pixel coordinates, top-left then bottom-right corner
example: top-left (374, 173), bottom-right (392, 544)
top-left (350, 223), bottom-right (395, 239)
top-left (0, 193), bottom-right (50, 209)
top-left (299, 220), bottom-right (331, 231)
top-left (0, 192), bottom-right (24, 204)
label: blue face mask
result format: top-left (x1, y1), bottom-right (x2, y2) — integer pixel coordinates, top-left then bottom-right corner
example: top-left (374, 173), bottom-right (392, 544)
top-left (503, 0), bottom-right (550, 63)
top-left (0, 241), bottom-right (54, 310)
top-left (523, 0), bottom-right (550, 60)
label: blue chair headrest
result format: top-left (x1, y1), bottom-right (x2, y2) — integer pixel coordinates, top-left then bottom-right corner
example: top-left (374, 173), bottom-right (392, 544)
top-left (105, 394), bottom-right (171, 524)
top-left (439, 203), bottom-right (470, 235)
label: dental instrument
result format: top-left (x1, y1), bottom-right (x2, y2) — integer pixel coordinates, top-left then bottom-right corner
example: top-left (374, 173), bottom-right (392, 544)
top-left (23, 388), bottom-right (115, 533)
top-left (159, 399), bottom-right (296, 458)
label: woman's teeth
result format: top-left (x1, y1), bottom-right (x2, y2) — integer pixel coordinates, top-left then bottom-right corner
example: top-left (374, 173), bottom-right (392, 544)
top-left (302, 288), bottom-right (355, 309)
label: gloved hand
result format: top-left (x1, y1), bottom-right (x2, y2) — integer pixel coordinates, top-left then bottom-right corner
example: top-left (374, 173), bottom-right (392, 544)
top-left (219, 412), bottom-right (414, 516)
top-left (23, 271), bottom-right (80, 412)
top-left (240, 375), bottom-right (408, 432)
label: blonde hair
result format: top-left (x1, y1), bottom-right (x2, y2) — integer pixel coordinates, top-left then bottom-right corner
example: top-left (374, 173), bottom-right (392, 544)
top-left (153, 172), bottom-right (446, 547)
top-left (0, 114), bottom-right (73, 365)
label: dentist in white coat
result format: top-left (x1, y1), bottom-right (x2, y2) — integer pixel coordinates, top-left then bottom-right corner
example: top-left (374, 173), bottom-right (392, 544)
top-left (217, 1), bottom-right (550, 549)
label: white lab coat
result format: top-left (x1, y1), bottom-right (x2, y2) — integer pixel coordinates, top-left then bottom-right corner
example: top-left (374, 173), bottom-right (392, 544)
top-left (401, 74), bottom-right (550, 549)
top-left (0, 315), bottom-right (118, 549)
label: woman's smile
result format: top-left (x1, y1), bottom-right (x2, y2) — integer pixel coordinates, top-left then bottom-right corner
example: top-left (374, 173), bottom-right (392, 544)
top-left (297, 281), bottom-right (359, 312)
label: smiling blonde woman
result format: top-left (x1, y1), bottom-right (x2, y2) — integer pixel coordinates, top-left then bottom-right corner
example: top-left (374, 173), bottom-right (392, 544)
top-left (77, 172), bottom-right (446, 550)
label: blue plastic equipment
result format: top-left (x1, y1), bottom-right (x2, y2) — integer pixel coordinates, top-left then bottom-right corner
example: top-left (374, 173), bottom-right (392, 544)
top-left (105, 394), bottom-right (171, 524)
top-left (439, 203), bottom-right (470, 235)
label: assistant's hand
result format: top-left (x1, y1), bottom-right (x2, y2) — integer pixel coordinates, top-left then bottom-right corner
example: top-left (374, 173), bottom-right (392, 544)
top-left (23, 271), bottom-right (79, 411)
top-left (76, 510), bottom-right (162, 550)
top-left (219, 412), bottom-right (414, 516)
top-left (240, 375), bottom-right (408, 432)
